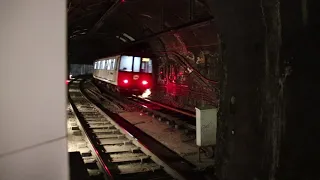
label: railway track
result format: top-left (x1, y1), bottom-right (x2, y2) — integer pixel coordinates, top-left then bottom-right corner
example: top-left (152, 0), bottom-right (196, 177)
top-left (67, 102), bottom-right (104, 180)
top-left (128, 95), bottom-right (196, 130)
top-left (87, 81), bottom-right (140, 112)
top-left (68, 78), bottom-right (199, 180)
top-left (91, 80), bottom-right (196, 132)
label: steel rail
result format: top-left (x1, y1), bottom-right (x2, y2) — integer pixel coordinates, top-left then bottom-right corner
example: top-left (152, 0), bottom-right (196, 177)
top-left (68, 79), bottom-right (114, 180)
top-left (132, 95), bottom-right (196, 118)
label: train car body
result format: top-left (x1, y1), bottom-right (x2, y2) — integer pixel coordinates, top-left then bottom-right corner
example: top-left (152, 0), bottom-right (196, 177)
top-left (93, 54), bottom-right (153, 94)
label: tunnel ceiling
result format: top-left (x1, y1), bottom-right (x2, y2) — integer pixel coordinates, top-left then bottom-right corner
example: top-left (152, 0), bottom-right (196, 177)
top-left (68, 0), bottom-right (215, 64)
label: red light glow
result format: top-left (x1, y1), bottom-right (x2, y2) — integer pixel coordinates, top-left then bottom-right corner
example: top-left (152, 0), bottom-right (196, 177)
top-left (142, 80), bottom-right (148, 85)
top-left (123, 79), bottom-right (129, 84)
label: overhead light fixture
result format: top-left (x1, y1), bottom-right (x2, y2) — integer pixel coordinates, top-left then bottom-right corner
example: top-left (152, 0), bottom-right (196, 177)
top-left (123, 33), bottom-right (135, 41)
top-left (119, 37), bottom-right (127, 42)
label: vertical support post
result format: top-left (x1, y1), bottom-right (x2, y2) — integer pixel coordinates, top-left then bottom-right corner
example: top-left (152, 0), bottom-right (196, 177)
top-left (0, 1), bottom-right (68, 180)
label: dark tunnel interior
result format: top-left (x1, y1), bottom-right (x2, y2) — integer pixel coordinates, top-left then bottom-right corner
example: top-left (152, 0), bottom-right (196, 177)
top-left (68, 0), bottom-right (320, 179)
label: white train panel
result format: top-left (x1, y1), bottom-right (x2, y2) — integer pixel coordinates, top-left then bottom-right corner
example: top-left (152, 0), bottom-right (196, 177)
top-left (93, 55), bottom-right (120, 86)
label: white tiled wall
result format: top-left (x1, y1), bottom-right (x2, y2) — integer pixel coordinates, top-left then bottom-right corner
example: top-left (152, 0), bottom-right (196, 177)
top-left (0, 1), bottom-right (69, 180)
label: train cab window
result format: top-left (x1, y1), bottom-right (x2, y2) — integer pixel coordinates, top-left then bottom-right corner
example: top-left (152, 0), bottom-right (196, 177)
top-left (94, 62), bottom-right (97, 69)
top-left (133, 57), bottom-right (141, 72)
top-left (120, 56), bottom-right (133, 72)
top-left (141, 58), bottom-right (152, 73)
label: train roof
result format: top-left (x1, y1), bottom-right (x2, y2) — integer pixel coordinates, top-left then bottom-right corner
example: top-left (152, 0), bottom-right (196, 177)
top-left (94, 53), bottom-right (153, 62)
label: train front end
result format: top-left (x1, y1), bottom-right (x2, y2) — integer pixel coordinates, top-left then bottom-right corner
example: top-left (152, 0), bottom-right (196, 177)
top-left (117, 56), bottom-right (153, 94)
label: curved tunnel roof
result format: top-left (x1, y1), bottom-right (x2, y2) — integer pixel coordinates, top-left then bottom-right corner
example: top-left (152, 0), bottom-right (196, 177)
top-left (68, 0), bottom-right (217, 64)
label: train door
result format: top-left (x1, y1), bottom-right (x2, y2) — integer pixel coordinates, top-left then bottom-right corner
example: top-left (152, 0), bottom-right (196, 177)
top-left (109, 56), bottom-right (119, 84)
top-left (101, 60), bottom-right (108, 80)
top-left (107, 58), bottom-right (116, 82)
top-left (105, 59), bottom-right (111, 81)
top-left (113, 56), bottom-right (121, 85)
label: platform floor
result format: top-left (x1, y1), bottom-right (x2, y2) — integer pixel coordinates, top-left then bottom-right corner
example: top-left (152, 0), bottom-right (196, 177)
top-left (118, 111), bottom-right (214, 169)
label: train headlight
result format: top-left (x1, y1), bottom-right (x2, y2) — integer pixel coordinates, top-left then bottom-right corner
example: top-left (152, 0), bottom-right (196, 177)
top-left (142, 80), bottom-right (148, 85)
top-left (123, 79), bottom-right (129, 84)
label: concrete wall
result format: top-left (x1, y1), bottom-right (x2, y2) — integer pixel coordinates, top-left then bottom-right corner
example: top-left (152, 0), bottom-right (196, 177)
top-left (0, 1), bottom-right (68, 180)
top-left (70, 64), bottom-right (94, 77)
top-left (148, 23), bottom-right (221, 111)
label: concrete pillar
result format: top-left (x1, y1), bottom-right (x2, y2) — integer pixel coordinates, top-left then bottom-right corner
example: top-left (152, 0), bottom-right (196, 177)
top-left (0, 1), bottom-right (68, 180)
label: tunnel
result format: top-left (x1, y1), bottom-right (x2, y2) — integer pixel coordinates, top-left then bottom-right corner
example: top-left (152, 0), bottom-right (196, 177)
top-left (0, 1), bottom-right (318, 180)
top-left (67, 0), bottom-right (320, 179)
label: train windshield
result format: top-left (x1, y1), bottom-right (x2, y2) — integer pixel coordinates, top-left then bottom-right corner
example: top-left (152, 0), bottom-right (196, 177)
top-left (119, 55), bottom-right (152, 73)
top-left (120, 56), bottom-right (133, 72)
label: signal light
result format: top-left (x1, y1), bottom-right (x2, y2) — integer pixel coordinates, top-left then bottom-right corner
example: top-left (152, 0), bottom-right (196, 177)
top-left (123, 79), bottom-right (128, 84)
top-left (142, 80), bottom-right (148, 85)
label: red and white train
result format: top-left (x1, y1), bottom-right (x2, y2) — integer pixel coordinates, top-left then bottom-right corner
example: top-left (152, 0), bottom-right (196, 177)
top-left (93, 54), bottom-right (153, 94)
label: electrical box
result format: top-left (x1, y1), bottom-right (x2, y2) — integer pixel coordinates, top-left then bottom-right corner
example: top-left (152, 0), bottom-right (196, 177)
top-left (195, 106), bottom-right (217, 147)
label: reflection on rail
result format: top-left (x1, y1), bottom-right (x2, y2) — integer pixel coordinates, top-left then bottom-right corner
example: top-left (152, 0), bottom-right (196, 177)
top-left (134, 94), bottom-right (196, 118)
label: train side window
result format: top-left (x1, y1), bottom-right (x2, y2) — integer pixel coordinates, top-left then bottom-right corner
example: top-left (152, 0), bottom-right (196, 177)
top-left (106, 60), bottom-right (110, 70)
top-left (102, 60), bottom-right (106, 69)
top-left (120, 56), bottom-right (133, 72)
top-left (133, 57), bottom-right (141, 72)
top-left (112, 59), bottom-right (118, 70)
top-left (106, 60), bottom-right (109, 70)
top-left (110, 59), bottom-right (113, 70)
top-left (100, 61), bottom-right (103, 69)
top-left (113, 59), bottom-right (117, 70)
top-left (98, 61), bottom-right (101, 69)
top-left (141, 58), bottom-right (152, 73)
top-left (94, 62), bottom-right (97, 69)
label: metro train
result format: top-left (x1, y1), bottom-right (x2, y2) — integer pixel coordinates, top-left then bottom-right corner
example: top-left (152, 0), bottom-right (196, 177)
top-left (93, 54), bottom-right (153, 94)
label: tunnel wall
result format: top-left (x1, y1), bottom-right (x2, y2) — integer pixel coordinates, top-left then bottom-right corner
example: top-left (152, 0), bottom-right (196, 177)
top-left (69, 64), bottom-right (94, 77)
top-left (148, 23), bottom-right (221, 111)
